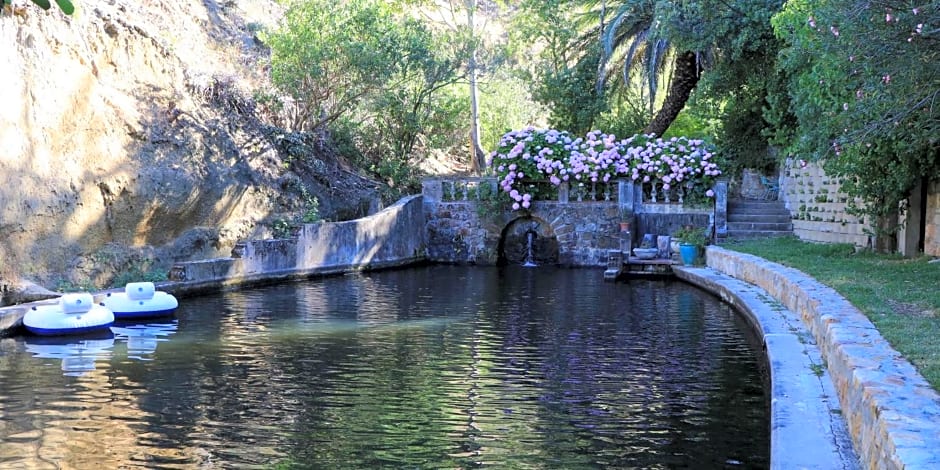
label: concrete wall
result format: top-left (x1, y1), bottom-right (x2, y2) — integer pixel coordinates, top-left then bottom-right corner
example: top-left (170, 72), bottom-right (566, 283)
top-left (707, 246), bottom-right (940, 469)
top-left (781, 159), bottom-right (872, 246)
top-left (167, 194), bottom-right (426, 293)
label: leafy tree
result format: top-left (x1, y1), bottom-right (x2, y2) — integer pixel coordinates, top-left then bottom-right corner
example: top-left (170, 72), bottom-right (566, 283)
top-left (263, 1), bottom-right (409, 133)
top-left (511, 0), bottom-right (609, 133)
top-left (770, 0), bottom-right (940, 246)
top-left (591, 0), bottom-right (785, 137)
top-left (264, 0), bottom-right (466, 197)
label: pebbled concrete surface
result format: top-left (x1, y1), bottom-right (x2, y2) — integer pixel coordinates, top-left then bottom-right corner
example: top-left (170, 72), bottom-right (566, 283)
top-left (675, 265), bottom-right (860, 469)
top-left (701, 246), bottom-right (940, 470)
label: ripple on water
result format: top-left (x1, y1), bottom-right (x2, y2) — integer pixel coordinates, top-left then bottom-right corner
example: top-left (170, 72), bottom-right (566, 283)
top-left (0, 266), bottom-right (768, 468)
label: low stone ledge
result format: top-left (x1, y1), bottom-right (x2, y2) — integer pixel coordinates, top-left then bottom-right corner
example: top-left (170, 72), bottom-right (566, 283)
top-left (705, 246), bottom-right (940, 470)
top-left (0, 195), bottom-right (428, 335)
top-left (675, 266), bottom-right (859, 469)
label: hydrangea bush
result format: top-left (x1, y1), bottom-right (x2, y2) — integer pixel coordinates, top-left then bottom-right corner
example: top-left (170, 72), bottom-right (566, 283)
top-left (491, 127), bottom-right (722, 210)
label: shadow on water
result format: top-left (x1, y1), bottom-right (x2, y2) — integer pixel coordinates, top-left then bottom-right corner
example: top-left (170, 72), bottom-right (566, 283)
top-left (0, 265), bottom-right (769, 469)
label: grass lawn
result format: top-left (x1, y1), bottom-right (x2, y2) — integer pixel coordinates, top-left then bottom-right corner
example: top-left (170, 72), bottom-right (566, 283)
top-left (722, 236), bottom-right (940, 389)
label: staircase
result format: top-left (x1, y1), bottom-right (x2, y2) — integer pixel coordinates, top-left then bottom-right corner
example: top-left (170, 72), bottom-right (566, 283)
top-left (725, 199), bottom-right (794, 240)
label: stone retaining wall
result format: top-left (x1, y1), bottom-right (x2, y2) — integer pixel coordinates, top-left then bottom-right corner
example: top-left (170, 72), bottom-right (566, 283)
top-left (674, 265), bottom-right (858, 469)
top-left (707, 246), bottom-right (940, 469)
top-left (0, 195), bottom-right (428, 332)
top-left (781, 159), bottom-right (872, 247)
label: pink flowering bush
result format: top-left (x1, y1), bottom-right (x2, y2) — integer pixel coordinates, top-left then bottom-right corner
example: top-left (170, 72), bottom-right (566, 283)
top-left (491, 127), bottom-right (574, 210)
top-left (490, 128), bottom-right (722, 211)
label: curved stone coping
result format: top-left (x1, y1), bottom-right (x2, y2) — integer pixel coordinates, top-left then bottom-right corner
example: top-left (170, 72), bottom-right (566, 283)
top-left (703, 246), bottom-right (940, 470)
top-left (674, 265), bottom-right (859, 469)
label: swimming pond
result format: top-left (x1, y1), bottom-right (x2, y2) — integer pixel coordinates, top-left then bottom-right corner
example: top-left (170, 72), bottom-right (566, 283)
top-left (0, 265), bottom-right (768, 468)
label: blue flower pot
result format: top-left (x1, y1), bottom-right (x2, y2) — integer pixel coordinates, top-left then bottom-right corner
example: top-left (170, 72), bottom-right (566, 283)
top-left (679, 243), bottom-right (698, 266)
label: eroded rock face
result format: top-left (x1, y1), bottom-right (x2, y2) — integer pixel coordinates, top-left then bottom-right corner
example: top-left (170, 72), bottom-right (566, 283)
top-left (0, 1), bottom-right (379, 289)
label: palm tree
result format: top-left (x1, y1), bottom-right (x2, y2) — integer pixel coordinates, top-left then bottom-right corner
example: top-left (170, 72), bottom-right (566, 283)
top-left (592, 0), bottom-right (705, 136)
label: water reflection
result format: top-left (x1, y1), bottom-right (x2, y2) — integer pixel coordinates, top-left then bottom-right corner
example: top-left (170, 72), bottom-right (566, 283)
top-left (0, 266), bottom-right (769, 468)
top-left (23, 333), bottom-right (115, 377)
top-left (110, 320), bottom-right (178, 361)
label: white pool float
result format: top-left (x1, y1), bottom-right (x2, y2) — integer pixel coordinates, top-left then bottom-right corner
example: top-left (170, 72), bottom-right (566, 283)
top-left (101, 282), bottom-right (178, 319)
top-left (23, 293), bottom-right (115, 336)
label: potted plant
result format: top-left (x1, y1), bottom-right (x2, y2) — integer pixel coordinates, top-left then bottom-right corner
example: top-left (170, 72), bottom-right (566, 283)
top-left (673, 225), bottom-right (710, 266)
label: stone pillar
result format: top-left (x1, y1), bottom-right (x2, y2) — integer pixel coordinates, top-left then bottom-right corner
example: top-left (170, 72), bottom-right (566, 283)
top-left (618, 179), bottom-right (636, 255)
top-left (618, 179), bottom-right (635, 216)
top-left (558, 182), bottom-right (569, 203)
top-left (422, 178), bottom-right (443, 204)
top-left (714, 179), bottom-right (729, 239)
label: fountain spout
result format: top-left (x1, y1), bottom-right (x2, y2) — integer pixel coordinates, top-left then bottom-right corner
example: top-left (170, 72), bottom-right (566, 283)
top-left (522, 229), bottom-right (538, 267)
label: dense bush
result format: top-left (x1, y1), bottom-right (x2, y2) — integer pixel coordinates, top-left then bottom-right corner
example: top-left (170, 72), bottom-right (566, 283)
top-left (491, 127), bottom-right (722, 210)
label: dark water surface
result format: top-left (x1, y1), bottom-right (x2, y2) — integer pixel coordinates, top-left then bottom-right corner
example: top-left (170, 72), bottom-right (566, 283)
top-left (0, 265), bottom-right (768, 469)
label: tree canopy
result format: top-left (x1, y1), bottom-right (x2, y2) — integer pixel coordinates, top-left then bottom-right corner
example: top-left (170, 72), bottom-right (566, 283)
top-left (256, 0), bottom-right (937, 237)
top-left (770, 0), bottom-right (940, 228)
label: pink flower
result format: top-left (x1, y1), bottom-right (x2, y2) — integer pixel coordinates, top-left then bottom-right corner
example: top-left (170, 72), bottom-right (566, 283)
top-left (521, 200), bottom-right (531, 209)
top-left (808, 16), bottom-right (817, 28)
top-left (512, 202), bottom-right (520, 211)
top-left (830, 26), bottom-right (839, 37)
top-left (705, 189), bottom-right (715, 198)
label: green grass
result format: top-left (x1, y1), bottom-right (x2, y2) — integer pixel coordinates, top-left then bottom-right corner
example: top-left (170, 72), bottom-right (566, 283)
top-left (723, 236), bottom-right (940, 388)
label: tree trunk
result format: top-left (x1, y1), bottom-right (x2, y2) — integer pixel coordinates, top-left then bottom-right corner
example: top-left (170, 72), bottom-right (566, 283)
top-left (643, 50), bottom-right (701, 137)
top-left (467, 0), bottom-right (486, 174)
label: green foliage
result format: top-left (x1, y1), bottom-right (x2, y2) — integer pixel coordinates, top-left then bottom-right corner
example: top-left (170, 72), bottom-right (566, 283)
top-left (477, 71), bottom-right (548, 153)
top-left (277, 0), bottom-right (405, 128)
top-left (673, 225), bottom-right (709, 249)
top-left (532, 46), bottom-right (609, 134)
top-left (271, 218), bottom-right (296, 239)
top-left (770, 0), bottom-right (940, 229)
top-left (3, 0), bottom-right (74, 14)
top-left (110, 266), bottom-right (167, 289)
top-left (265, 0), bottom-right (468, 194)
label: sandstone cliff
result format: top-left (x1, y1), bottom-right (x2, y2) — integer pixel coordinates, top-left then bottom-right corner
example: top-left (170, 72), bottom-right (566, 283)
top-left (0, 0), bottom-right (380, 297)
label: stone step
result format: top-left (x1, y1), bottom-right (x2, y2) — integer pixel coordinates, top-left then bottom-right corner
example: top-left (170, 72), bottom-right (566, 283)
top-left (724, 230), bottom-right (794, 239)
top-left (728, 213), bottom-right (793, 223)
top-left (730, 199), bottom-right (787, 206)
top-left (728, 221), bottom-right (794, 232)
top-left (729, 204), bottom-right (791, 215)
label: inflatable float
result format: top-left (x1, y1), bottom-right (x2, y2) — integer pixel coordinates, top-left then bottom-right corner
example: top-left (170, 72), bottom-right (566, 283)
top-left (23, 293), bottom-right (115, 336)
top-left (101, 282), bottom-right (178, 319)
top-left (24, 333), bottom-right (115, 376)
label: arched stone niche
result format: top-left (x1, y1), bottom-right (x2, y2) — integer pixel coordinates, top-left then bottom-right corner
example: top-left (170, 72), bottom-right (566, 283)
top-left (498, 216), bottom-right (559, 266)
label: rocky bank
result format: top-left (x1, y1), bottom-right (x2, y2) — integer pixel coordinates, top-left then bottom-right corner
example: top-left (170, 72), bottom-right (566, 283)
top-left (0, 0), bottom-right (382, 302)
